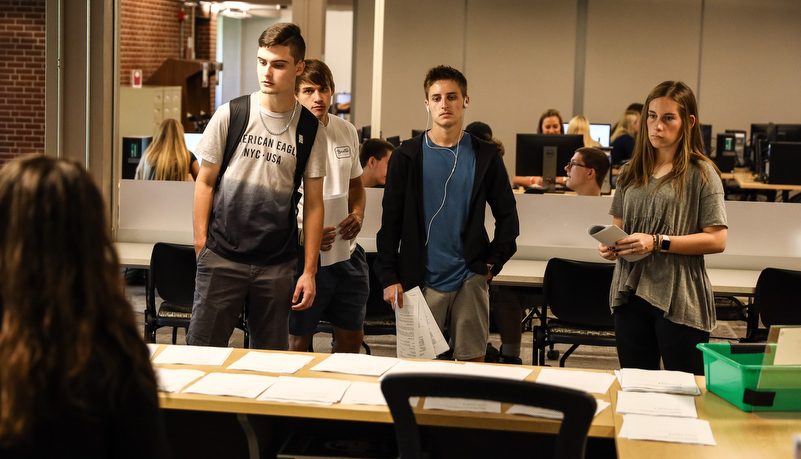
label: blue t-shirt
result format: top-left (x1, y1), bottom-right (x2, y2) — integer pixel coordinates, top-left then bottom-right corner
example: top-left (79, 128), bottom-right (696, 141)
top-left (421, 133), bottom-right (475, 291)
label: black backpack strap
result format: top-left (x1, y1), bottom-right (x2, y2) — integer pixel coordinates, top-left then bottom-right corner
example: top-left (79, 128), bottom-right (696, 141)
top-left (216, 94), bottom-right (251, 189)
top-left (291, 105), bottom-right (321, 212)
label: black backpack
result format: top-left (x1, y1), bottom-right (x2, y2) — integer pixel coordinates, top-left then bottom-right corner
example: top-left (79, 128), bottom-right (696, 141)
top-left (216, 94), bottom-right (319, 197)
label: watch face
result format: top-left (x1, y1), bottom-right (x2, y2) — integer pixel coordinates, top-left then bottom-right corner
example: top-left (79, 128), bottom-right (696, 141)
top-left (661, 238), bottom-right (670, 251)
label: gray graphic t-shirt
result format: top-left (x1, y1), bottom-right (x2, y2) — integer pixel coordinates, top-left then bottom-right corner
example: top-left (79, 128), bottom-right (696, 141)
top-left (195, 92), bottom-right (327, 265)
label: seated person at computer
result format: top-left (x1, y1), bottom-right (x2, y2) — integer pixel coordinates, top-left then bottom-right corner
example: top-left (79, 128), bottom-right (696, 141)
top-left (360, 138), bottom-right (394, 188)
top-left (567, 115), bottom-right (602, 148)
top-left (0, 156), bottom-right (170, 457)
top-left (513, 108), bottom-right (567, 188)
top-left (564, 147), bottom-right (611, 196)
top-left (135, 118), bottom-right (199, 181)
top-left (610, 109), bottom-right (641, 166)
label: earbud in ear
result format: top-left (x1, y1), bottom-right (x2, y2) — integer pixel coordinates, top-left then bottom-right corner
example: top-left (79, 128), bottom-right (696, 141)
top-left (426, 106), bottom-right (430, 113)
top-left (464, 102), bottom-right (468, 108)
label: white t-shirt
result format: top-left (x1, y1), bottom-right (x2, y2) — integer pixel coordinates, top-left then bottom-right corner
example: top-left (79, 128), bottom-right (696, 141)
top-left (297, 115), bottom-right (363, 255)
top-left (194, 92), bottom-right (328, 265)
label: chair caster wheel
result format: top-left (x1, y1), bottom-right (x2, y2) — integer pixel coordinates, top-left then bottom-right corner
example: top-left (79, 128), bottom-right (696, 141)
top-left (547, 349), bottom-right (560, 360)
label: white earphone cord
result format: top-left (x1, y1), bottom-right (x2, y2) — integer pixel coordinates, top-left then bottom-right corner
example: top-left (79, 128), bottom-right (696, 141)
top-left (424, 107), bottom-right (466, 246)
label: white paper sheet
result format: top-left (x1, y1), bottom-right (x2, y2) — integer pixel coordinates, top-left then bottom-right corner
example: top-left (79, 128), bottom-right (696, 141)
top-left (320, 193), bottom-right (350, 267)
top-left (310, 352), bottom-right (400, 377)
top-left (257, 376), bottom-right (352, 405)
top-left (152, 345), bottom-right (234, 366)
top-left (147, 343), bottom-right (160, 359)
top-left (182, 372), bottom-right (277, 399)
top-left (155, 368), bottom-right (206, 393)
top-left (461, 363), bottom-right (534, 381)
top-left (507, 399), bottom-right (610, 419)
top-left (227, 352), bottom-right (314, 374)
top-left (618, 368), bottom-right (700, 395)
top-left (378, 360), bottom-right (469, 381)
top-left (340, 381), bottom-right (387, 406)
top-left (536, 368), bottom-right (617, 394)
top-left (423, 397), bottom-right (502, 414)
top-left (619, 414), bottom-right (716, 445)
top-left (394, 287), bottom-right (449, 359)
top-left (773, 327), bottom-right (801, 365)
top-left (615, 391), bottom-right (698, 418)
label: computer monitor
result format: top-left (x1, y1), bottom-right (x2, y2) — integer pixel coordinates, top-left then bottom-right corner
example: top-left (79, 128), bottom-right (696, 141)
top-left (776, 124), bottom-right (801, 142)
top-left (386, 136), bottom-right (400, 147)
top-left (767, 142), bottom-right (801, 185)
top-left (562, 123), bottom-right (612, 147)
top-left (411, 129), bottom-right (425, 138)
top-left (334, 92), bottom-right (351, 114)
top-left (516, 134), bottom-right (583, 191)
top-left (700, 124), bottom-right (712, 157)
top-left (358, 125), bottom-right (371, 143)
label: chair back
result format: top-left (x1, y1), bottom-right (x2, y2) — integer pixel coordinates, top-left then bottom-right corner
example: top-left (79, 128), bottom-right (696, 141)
top-left (543, 258), bottom-right (615, 326)
top-left (754, 267), bottom-right (801, 327)
top-left (149, 242), bottom-right (197, 306)
top-left (381, 373), bottom-right (596, 459)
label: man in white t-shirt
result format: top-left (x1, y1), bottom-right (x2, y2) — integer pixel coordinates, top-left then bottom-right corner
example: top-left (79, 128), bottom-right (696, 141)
top-left (187, 23), bottom-right (328, 350)
top-left (289, 59), bottom-right (368, 353)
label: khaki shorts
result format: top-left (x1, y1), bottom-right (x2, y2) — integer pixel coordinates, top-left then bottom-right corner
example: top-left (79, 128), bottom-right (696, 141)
top-left (422, 273), bottom-right (490, 361)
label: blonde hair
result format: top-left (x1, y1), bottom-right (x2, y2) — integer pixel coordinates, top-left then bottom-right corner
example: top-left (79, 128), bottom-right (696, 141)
top-left (610, 110), bottom-right (640, 143)
top-left (567, 116), bottom-right (601, 148)
top-left (617, 81), bottom-right (719, 196)
top-left (143, 118), bottom-right (192, 181)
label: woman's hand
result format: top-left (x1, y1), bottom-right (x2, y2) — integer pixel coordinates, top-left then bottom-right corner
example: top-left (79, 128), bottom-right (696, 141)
top-left (612, 232), bottom-right (655, 257)
top-left (599, 242), bottom-right (618, 260)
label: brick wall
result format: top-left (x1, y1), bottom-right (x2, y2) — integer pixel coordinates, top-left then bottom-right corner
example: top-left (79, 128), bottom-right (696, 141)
top-left (120, 0), bottom-right (217, 118)
top-left (0, 0), bottom-right (46, 163)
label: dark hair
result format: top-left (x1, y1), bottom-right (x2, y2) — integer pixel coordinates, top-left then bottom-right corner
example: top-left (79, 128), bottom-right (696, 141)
top-left (465, 121), bottom-right (505, 157)
top-left (295, 58), bottom-right (334, 94)
top-left (423, 65), bottom-right (467, 99)
top-left (577, 147), bottom-right (610, 187)
top-left (0, 156), bottom-right (157, 446)
top-left (538, 109), bottom-right (564, 134)
top-left (617, 80), bottom-right (718, 196)
top-left (360, 138), bottom-right (394, 167)
top-left (258, 22), bottom-right (305, 64)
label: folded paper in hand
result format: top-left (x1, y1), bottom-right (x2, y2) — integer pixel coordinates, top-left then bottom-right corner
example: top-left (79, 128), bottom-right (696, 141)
top-left (588, 224), bottom-right (649, 262)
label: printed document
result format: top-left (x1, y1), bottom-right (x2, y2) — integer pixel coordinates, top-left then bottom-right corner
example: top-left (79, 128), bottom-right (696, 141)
top-left (320, 193), bottom-right (350, 266)
top-left (395, 286), bottom-right (449, 359)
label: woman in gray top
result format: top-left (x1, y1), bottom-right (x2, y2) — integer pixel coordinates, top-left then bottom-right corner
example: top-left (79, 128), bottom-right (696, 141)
top-left (598, 81), bottom-right (727, 375)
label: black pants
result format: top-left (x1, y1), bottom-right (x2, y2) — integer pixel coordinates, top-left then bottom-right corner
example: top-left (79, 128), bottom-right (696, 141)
top-left (613, 295), bottom-right (709, 375)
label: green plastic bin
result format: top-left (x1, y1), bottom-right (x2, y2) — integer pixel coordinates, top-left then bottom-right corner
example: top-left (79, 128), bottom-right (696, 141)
top-left (697, 342), bottom-right (801, 412)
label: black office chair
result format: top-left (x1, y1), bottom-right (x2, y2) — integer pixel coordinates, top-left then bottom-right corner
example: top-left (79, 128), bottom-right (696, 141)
top-left (144, 242), bottom-right (248, 346)
top-left (535, 258), bottom-right (616, 367)
top-left (381, 373), bottom-right (596, 459)
top-left (743, 267), bottom-right (801, 342)
top-left (310, 252), bottom-right (396, 354)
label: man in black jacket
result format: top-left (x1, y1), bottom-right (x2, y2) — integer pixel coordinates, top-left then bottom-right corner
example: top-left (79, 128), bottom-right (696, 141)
top-left (375, 65), bottom-right (519, 362)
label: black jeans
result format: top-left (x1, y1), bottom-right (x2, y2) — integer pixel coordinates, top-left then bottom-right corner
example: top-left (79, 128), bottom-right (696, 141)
top-left (613, 295), bottom-right (709, 375)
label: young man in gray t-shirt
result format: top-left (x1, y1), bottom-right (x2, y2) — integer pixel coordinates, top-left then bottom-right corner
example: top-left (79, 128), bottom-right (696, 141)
top-left (187, 23), bottom-right (327, 350)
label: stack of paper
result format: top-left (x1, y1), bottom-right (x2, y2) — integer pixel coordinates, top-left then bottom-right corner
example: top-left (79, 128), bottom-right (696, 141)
top-left (395, 287), bottom-right (450, 359)
top-left (227, 352), bottom-right (314, 374)
top-left (616, 391), bottom-right (698, 418)
top-left (617, 368), bottom-right (700, 395)
top-left (423, 397), bottom-right (501, 414)
top-left (508, 399), bottom-right (610, 419)
top-left (258, 376), bottom-right (352, 405)
top-left (310, 353), bottom-right (400, 377)
top-left (618, 414), bottom-right (716, 445)
top-left (340, 381), bottom-right (387, 406)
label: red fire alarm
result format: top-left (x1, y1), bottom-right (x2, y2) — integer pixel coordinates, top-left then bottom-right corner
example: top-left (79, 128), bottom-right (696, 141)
top-left (178, 10), bottom-right (186, 21)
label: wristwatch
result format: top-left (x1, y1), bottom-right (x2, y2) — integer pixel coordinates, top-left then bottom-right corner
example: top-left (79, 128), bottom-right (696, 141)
top-left (660, 235), bottom-right (671, 252)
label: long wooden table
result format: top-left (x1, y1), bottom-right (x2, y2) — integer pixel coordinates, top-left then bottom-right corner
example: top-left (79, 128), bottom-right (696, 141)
top-left (153, 345), bottom-right (801, 459)
top-left (733, 172), bottom-right (801, 202)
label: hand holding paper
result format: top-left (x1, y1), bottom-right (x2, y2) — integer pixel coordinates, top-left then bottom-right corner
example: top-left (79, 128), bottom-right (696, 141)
top-left (588, 224), bottom-right (649, 262)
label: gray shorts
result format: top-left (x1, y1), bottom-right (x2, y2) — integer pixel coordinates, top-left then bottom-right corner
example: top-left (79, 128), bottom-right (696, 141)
top-left (186, 246), bottom-right (296, 350)
top-left (423, 273), bottom-right (490, 361)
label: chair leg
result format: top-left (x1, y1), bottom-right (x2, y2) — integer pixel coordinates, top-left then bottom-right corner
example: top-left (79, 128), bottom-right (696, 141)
top-left (361, 341), bottom-right (371, 355)
top-left (172, 327), bottom-right (178, 345)
top-left (559, 344), bottom-right (579, 367)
